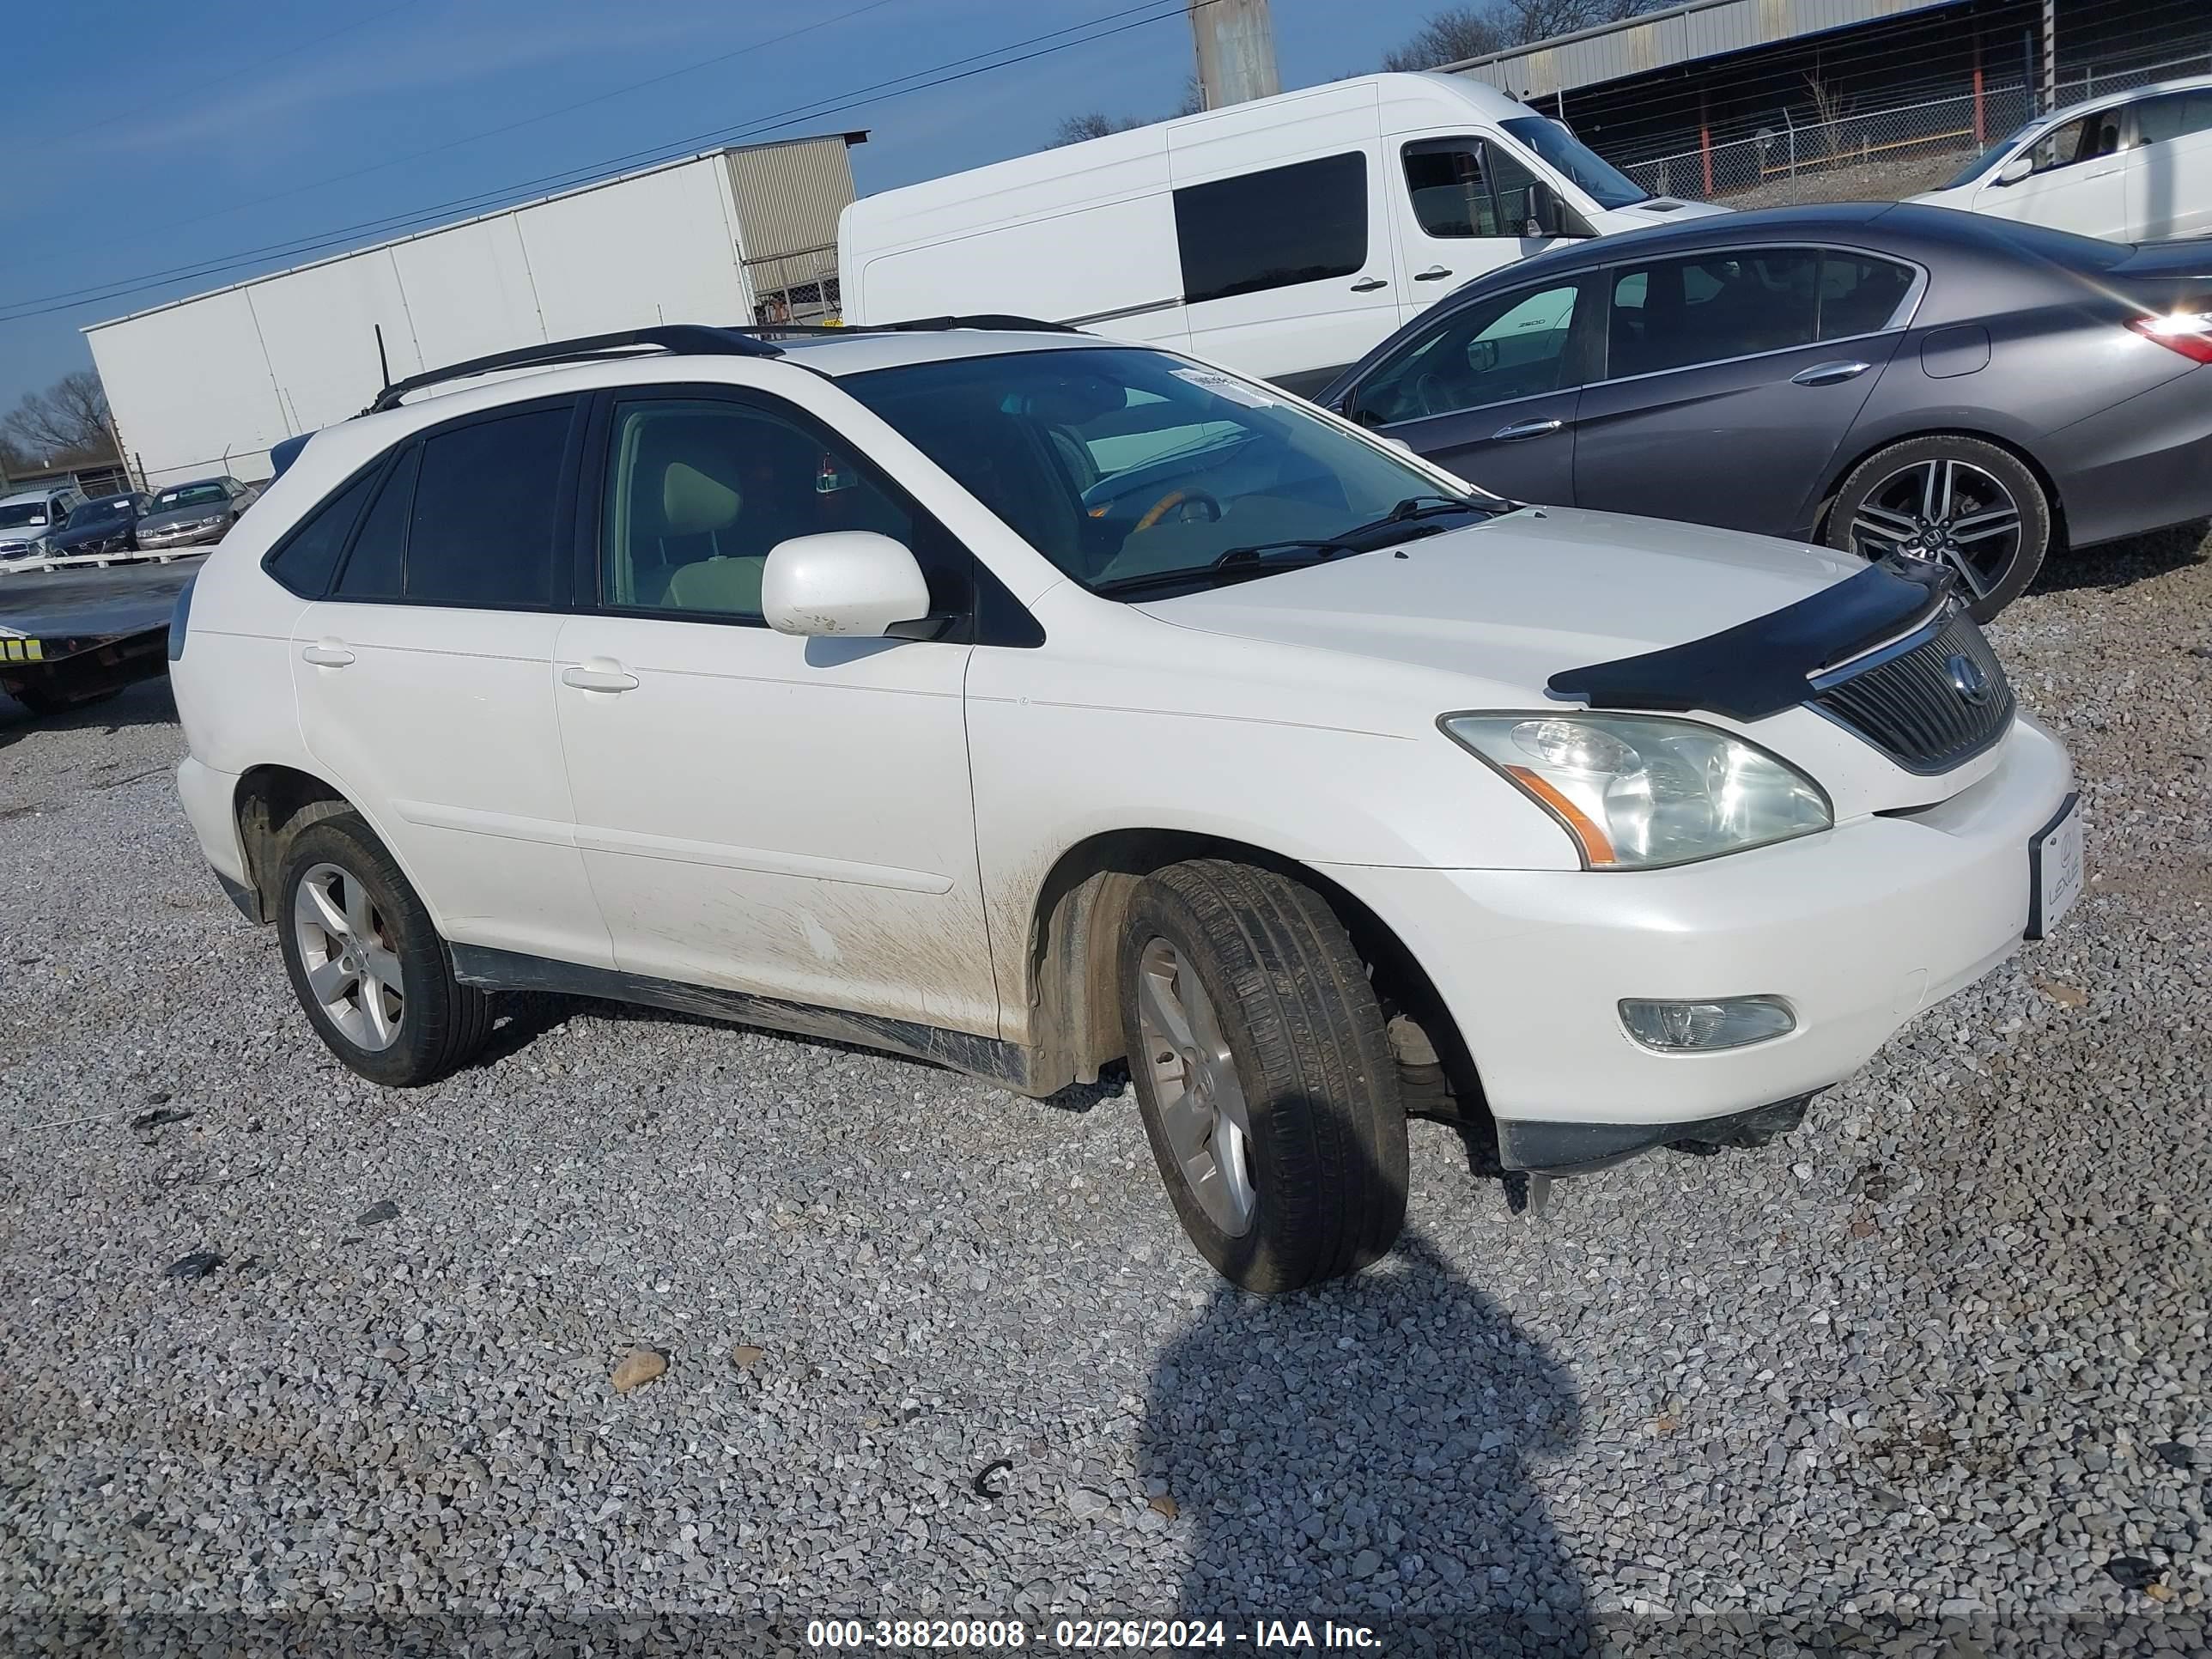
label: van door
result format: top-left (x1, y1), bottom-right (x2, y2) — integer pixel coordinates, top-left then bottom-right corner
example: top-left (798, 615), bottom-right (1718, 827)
top-left (1388, 134), bottom-right (1571, 325)
top-left (1169, 99), bottom-right (1400, 396)
top-left (2126, 88), bottom-right (2212, 240)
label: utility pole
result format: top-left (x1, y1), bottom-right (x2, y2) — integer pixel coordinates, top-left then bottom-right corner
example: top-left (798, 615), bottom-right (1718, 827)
top-left (2041, 0), bottom-right (2056, 112)
top-left (1189, 0), bottom-right (1279, 111)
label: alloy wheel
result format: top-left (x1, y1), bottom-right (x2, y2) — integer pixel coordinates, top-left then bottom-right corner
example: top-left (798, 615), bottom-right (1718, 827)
top-left (1846, 458), bottom-right (2021, 600)
top-left (1134, 938), bottom-right (1255, 1236)
top-left (292, 861), bottom-right (405, 1052)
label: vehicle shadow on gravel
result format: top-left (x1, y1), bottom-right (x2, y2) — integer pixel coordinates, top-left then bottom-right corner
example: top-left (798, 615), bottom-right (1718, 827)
top-left (1138, 1225), bottom-right (1589, 1656)
top-left (0, 677), bottom-right (179, 750)
top-left (2027, 520), bottom-right (2208, 599)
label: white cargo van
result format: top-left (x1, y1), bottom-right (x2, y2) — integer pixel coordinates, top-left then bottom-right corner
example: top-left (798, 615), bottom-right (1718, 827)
top-left (840, 72), bottom-right (1726, 393)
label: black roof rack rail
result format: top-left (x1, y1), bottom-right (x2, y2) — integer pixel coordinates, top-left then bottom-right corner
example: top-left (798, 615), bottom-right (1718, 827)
top-left (362, 324), bottom-right (781, 415)
top-left (877, 313), bottom-right (1079, 335)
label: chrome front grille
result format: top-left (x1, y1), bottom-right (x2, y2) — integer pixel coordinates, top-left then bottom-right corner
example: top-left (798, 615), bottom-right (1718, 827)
top-left (1809, 610), bottom-right (2014, 775)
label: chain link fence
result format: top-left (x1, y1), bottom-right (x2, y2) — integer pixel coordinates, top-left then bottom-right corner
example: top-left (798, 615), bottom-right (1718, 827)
top-left (1612, 46), bottom-right (2212, 208)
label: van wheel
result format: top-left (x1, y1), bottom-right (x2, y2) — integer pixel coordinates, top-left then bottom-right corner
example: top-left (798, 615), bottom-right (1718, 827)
top-left (276, 811), bottom-right (494, 1086)
top-left (1824, 435), bottom-right (2051, 622)
top-left (1121, 860), bottom-right (1408, 1294)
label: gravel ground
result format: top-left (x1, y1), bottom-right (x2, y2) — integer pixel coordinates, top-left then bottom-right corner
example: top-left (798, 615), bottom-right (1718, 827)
top-left (2, 529), bottom-right (2209, 1656)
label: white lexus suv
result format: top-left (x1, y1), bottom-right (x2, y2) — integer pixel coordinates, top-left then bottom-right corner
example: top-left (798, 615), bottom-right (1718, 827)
top-left (168, 321), bottom-right (2082, 1292)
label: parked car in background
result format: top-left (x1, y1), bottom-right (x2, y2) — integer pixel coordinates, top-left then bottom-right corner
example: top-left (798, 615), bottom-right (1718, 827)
top-left (172, 321), bottom-right (2079, 1292)
top-left (1912, 74), bottom-right (2212, 242)
top-left (0, 486), bottom-right (89, 562)
top-left (1320, 202), bottom-right (2212, 620)
top-left (137, 476), bottom-right (258, 550)
top-left (841, 72), bottom-right (1726, 398)
top-left (48, 491), bottom-right (154, 559)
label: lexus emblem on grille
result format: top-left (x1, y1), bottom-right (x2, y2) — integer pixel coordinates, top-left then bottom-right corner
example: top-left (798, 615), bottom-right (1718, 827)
top-left (1948, 651), bottom-right (1994, 707)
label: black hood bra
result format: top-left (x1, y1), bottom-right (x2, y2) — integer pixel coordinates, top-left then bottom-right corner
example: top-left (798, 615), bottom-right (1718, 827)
top-left (1547, 556), bottom-right (1957, 722)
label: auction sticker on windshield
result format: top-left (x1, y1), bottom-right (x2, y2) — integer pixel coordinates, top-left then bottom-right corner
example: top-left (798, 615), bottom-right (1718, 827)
top-left (2027, 793), bottom-right (2083, 939)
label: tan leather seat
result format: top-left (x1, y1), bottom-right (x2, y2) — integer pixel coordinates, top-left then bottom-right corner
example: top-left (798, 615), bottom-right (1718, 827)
top-left (653, 459), bottom-right (767, 613)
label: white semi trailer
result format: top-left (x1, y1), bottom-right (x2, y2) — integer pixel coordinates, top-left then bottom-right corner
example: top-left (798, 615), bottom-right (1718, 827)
top-left (85, 134), bottom-right (862, 489)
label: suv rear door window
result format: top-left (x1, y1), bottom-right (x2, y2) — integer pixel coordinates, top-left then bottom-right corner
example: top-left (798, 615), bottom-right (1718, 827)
top-left (1175, 153), bottom-right (1367, 306)
top-left (331, 447), bottom-right (416, 601)
top-left (1606, 248), bottom-right (1820, 379)
top-left (406, 406), bottom-right (570, 607)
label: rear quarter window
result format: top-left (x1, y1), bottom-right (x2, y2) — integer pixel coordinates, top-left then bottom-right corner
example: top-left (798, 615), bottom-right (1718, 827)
top-left (264, 470), bottom-right (379, 599)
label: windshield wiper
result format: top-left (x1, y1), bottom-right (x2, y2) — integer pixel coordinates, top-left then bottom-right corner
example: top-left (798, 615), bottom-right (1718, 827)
top-left (1093, 495), bottom-right (1507, 598)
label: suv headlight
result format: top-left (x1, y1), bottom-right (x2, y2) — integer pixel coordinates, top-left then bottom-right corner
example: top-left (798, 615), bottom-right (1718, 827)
top-left (1442, 713), bottom-right (1832, 869)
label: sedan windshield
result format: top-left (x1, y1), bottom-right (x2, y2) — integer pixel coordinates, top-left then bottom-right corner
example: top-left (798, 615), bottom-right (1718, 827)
top-left (154, 483), bottom-right (228, 511)
top-left (1936, 119), bottom-right (2041, 191)
top-left (1498, 116), bottom-right (1650, 209)
top-left (842, 347), bottom-right (1502, 598)
top-left (0, 501), bottom-right (52, 529)
top-left (65, 500), bottom-right (130, 527)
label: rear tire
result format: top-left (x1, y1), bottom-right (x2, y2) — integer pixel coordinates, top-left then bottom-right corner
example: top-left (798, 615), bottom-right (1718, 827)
top-left (1825, 435), bottom-right (2051, 623)
top-left (1121, 860), bottom-right (1408, 1294)
top-left (276, 811), bottom-right (494, 1086)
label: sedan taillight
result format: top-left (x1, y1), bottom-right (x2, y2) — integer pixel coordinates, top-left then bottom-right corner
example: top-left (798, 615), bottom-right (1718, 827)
top-left (2129, 310), bottom-right (2212, 363)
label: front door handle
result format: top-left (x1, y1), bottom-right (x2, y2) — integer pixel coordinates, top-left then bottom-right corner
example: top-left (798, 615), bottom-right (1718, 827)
top-left (562, 660), bottom-right (639, 693)
top-left (1414, 264), bottom-right (1454, 281)
top-left (1790, 360), bottom-right (1872, 386)
top-left (1350, 276), bottom-right (1389, 292)
top-left (301, 640), bottom-right (354, 668)
top-left (1491, 416), bottom-right (1564, 441)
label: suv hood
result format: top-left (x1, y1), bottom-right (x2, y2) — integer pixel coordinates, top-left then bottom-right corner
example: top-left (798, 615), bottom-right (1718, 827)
top-left (1137, 506), bottom-right (1865, 696)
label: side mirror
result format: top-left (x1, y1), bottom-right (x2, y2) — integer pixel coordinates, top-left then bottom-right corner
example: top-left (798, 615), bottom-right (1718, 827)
top-left (1523, 181), bottom-right (1559, 237)
top-left (1996, 154), bottom-right (2033, 186)
top-left (762, 530), bottom-right (936, 639)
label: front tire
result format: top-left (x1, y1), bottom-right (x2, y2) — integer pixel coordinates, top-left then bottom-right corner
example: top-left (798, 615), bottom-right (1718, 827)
top-left (1121, 860), bottom-right (1408, 1293)
top-left (276, 811), bottom-right (493, 1086)
top-left (1825, 435), bottom-right (2051, 623)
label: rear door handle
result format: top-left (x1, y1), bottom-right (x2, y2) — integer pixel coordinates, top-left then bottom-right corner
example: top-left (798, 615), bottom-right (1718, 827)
top-left (1491, 417), bottom-right (1564, 441)
top-left (1790, 360), bottom-right (1871, 386)
top-left (1350, 276), bottom-right (1389, 292)
top-left (1414, 265), bottom-right (1454, 282)
top-left (562, 660), bottom-right (639, 693)
top-left (301, 640), bottom-right (355, 667)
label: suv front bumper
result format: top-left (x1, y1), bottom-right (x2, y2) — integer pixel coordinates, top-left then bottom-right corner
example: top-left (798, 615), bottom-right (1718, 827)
top-left (1323, 714), bottom-right (2075, 1163)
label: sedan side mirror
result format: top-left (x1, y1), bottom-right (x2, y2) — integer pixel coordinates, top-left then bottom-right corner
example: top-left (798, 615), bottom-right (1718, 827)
top-left (1996, 154), bottom-right (2033, 186)
top-left (762, 531), bottom-right (938, 639)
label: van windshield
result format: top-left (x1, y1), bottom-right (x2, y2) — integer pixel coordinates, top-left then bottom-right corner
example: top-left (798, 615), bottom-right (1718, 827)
top-left (842, 346), bottom-right (1505, 599)
top-left (1498, 117), bottom-right (1650, 210)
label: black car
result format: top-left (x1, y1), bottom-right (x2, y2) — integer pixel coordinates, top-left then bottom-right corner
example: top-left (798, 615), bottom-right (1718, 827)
top-left (1320, 202), bottom-right (2212, 618)
top-left (47, 491), bottom-right (153, 558)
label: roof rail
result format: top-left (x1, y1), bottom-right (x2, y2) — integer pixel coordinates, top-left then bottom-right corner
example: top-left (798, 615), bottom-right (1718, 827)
top-left (876, 313), bottom-right (1079, 335)
top-left (362, 324), bottom-right (781, 415)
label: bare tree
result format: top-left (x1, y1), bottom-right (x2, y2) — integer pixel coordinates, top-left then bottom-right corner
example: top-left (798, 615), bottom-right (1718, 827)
top-left (3, 371), bottom-right (117, 466)
top-left (1382, 5), bottom-right (1506, 70)
top-left (1050, 77), bottom-right (1205, 147)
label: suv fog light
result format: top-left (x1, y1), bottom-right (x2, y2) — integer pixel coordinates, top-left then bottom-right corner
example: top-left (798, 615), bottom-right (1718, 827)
top-left (1620, 996), bottom-right (1796, 1053)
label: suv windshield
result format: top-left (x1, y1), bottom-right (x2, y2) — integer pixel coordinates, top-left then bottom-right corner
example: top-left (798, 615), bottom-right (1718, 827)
top-left (1498, 117), bottom-right (1650, 209)
top-left (842, 346), bottom-right (1501, 598)
top-left (0, 501), bottom-right (52, 529)
top-left (154, 483), bottom-right (228, 511)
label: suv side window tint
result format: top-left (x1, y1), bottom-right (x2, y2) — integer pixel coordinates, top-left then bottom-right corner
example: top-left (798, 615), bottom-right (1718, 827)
top-left (2139, 90), bottom-right (2212, 143)
top-left (1606, 249), bottom-right (1819, 379)
top-left (264, 470), bottom-right (378, 599)
top-left (600, 398), bottom-right (932, 623)
top-left (1403, 140), bottom-right (1499, 238)
top-left (1176, 153), bottom-right (1367, 306)
top-left (1817, 253), bottom-right (1917, 339)
top-left (331, 445), bottom-right (416, 601)
top-left (1352, 281), bottom-right (1584, 426)
top-left (407, 406), bottom-right (569, 607)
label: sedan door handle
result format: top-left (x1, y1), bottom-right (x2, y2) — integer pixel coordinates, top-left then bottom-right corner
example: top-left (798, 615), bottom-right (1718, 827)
top-left (1350, 276), bottom-right (1389, 292)
top-left (1791, 360), bottom-right (1871, 386)
top-left (1413, 264), bottom-right (1454, 281)
top-left (1491, 416), bottom-right (1565, 441)
top-left (301, 640), bottom-right (355, 667)
top-left (562, 661), bottom-right (639, 693)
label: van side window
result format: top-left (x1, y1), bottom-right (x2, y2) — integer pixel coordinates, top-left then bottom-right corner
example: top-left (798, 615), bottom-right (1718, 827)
top-left (1174, 153), bottom-right (1367, 306)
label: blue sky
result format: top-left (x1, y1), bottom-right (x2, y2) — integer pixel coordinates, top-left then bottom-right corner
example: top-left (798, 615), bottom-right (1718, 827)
top-left (2, 0), bottom-right (1446, 416)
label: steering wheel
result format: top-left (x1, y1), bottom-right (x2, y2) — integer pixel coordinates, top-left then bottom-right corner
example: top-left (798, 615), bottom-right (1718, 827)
top-left (1414, 371), bottom-right (1459, 419)
top-left (1133, 489), bottom-right (1223, 532)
